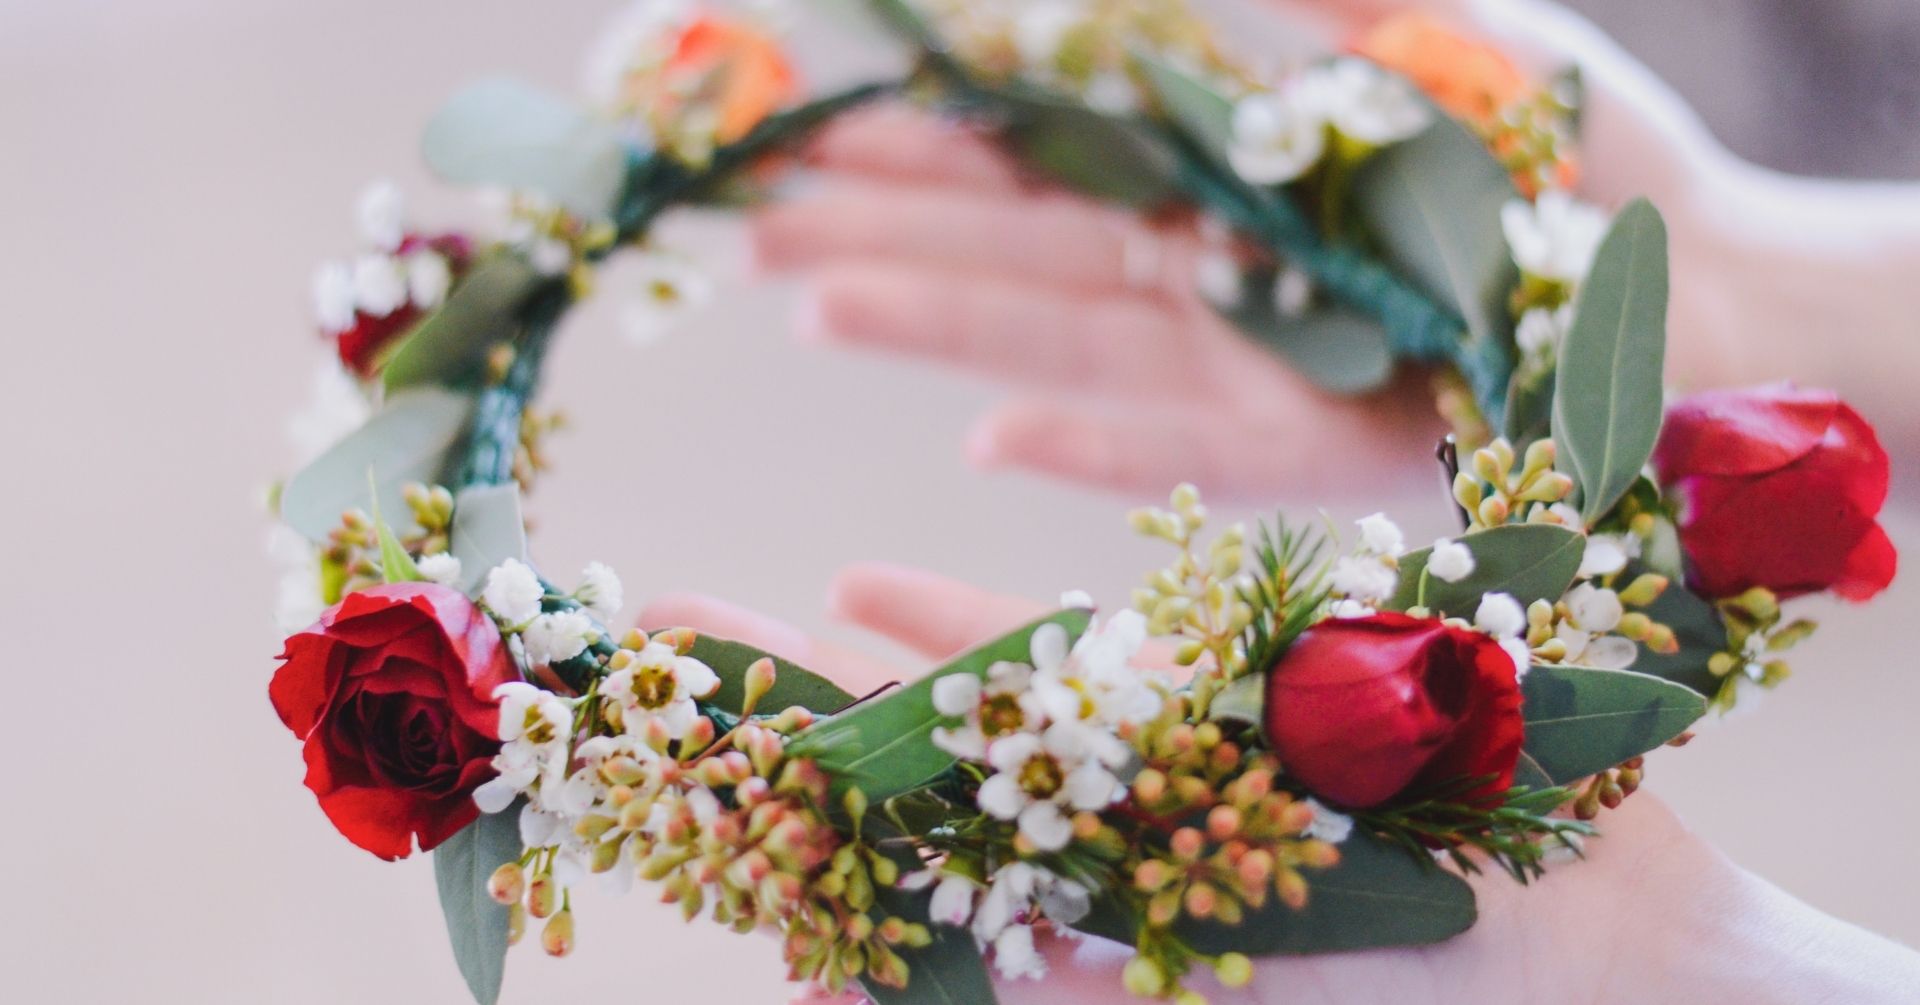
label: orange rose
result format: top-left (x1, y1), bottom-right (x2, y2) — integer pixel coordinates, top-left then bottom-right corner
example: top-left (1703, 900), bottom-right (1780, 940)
top-left (664, 14), bottom-right (798, 143)
top-left (1351, 12), bottom-right (1528, 124)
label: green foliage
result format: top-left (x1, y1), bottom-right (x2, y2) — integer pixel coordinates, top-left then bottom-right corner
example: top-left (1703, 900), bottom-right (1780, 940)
top-left (1551, 199), bottom-right (1669, 524)
top-left (1353, 110), bottom-right (1522, 423)
top-left (280, 388), bottom-right (473, 541)
top-left (1239, 517), bottom-right (1333, 677)
top-left (1208, 673), bottom-right (1266, 727)
top-left (1213, 264), bottom-right (1396, 394)
top-left (1626, 573), bottom-right (1729, 698)
top-left (1133, 51), bottom-right (1234, 163)
top-left (686, 635), bottom-right (856, 716)
top-left (1075, 827), bottom-right (1476, 955)
top-left (1389, 523), bottom-right (1585, 617)
top-left (447, 484), bottom-right (528, 595)
top-left (787, 610), bottom-right (1093, 801)
top-left (382, 256), bottom-right (551, 392)
top-left (423, 78), bottom-right (630, 218)
top-left (998, 86), bottom-right (1183, 209)
top-left (433, 805), bottom-right (524, 1005)
top-left (864, 848), bottom-right (999, 1005)
top-left (1359, 781), bottom-right (1590, 882)
top-left (1519, 663), bottom-right (1705, 784)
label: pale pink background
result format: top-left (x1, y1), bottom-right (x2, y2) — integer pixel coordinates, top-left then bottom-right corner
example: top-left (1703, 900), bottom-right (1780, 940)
top-left (2, 2), bottom-right (1914, 1002)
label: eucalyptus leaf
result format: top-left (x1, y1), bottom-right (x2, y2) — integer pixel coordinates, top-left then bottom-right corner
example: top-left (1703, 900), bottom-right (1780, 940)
top-left (280, 388), bottom-right (473, 542)
top-left (423, 78), bottom-right (631, 219)
top-left (1520, 664), bottom-right (1705, 784)
top-left (1551, 198), bottom-right (1669, 524)
top-left (382, 256), bottom-right (550, 392)
top-left (788, 610), bottom-right (1093, 800)
top-left (448, 484), bottom-right (529, 595)
top-left (1210, 673), bottom-right (1266, 727)
top-left (1134, 52), bottom-right (1234, 162)
top-left (433, 805), bottom-right (525, 1005)
top-left (1354, 110), bottom-right (1520, 417)
top-left (687, 635), bottom-right (856, 716)
top-left (1390, 523), bottom-right (1585, 616)
top-left (1075, 827), bottom-right (1475, 955)
top-left (1214, 264), bottom-right (1395, 394)
top-left (997, 88), bottom-right (1181, 209)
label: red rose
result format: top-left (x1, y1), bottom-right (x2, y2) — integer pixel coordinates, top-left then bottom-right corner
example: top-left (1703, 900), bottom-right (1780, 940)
top-left (270, 582), bottom-right (517, 859)
top-left (1263, 613), bottom-right (1524, 809)
top-left (1653, 384), bottom-right (1896, 602)
top-left (331, 233), bottom-right (472, 377)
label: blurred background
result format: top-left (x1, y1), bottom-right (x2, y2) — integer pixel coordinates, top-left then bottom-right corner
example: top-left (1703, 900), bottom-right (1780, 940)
top-left (2, 0), bottom-right (1914, 1001)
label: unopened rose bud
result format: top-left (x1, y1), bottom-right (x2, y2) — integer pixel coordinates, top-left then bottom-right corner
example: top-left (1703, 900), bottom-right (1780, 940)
top-left (541, 909), bottom-right (575, 957)
top-left (488, 862), bottom-right (525, 905)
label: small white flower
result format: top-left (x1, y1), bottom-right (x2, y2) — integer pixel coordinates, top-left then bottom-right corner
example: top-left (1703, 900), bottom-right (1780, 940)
top-left (1032, 611), bottom-right (1160, 733)
top-left (618, 255), bottom-right (713, 344)
top-left (406, 250), bottom-right (452, 309)
top-left (1057, 589), bottom-right (1094, 610)
top-left (351, 253), bottom-right (409, 317)
top-left (417, 552), bottom-right (463, 587)
top-left (1502, 191), bottom-right (1609, 285)
top-left (355, 180), bottom-right (407, 252)
top-left (495, 681), bottom-right (573, 745)
top-left (1194, 251), bottom-right (1243, 308)
top-left (931, 661), bottom-right (1043, 761)
top-left (1307, 58), bottom-right (1430, 146)
top-left (1357, 512), bottom-right (1406, 556)
top-left (528, 237), bottom-right (573, 276)
top-left (1428, 538), bottom-right (1476, 583)
top-left (483, 558), bottom-right (545, 625)
top-left (1582, 635), bottom-right (1639, 670)
top-left (311, 261), bottom-right (358, 333)
top-left (977, 726), bottom-right (1118, 852)
top-left (932, 674), bottom-right (981, 717)
top-left (1475, 592), bottom-right (1527, 639)
top-left (522, 609), bottom-right (598, 666)
top-left (991, 924), bottom-right (1048, 981)
top-left (929, 875), bottom-right (978, 927)
top-left (576, 561), bottom-right (625, 620)
top-left (1273, 265), bottom-right (1313, 318)
top-left (1228, 89), bottom-right (1326, 185)
top-left (1328, 598), bottom-right (1376, 619)
top-left (1500, 636), bottom-right (1533, 680)
top-left (1302, 798), bottom-right (1353, 844)
top-left (1578, 534), bottom-right (1637, 579)
top-left (1331, 555), bottom-right (1398, 603)
top-left (1515, 305), bottom-right (1571, 357)
top-left (599, 642), bottom-right (720, 739)
top-left (1564, 583), bottom-right (1624, 633)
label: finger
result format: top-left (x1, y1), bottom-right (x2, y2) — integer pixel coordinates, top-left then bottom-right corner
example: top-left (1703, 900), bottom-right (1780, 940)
top-left (637, 592), bottom-right (900, 694)
top-left (805, 103), bottom-right (1026, 195)
top-left (827, 562), bottom-right (1049, 661)
top-left (753, 181), bottom-right (1192, 296)
top-left (797, 263), bottom-right (1210, 403)
top-left (966, 393), bottom-right (1442, 501)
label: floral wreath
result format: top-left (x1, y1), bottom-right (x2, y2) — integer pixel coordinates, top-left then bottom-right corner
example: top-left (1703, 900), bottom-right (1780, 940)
top-left (268, 3), bottom-right (1899, 1004)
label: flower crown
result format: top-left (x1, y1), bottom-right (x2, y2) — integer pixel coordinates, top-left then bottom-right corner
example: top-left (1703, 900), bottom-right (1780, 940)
top-left (268, 3), bottom-right (1897, 1004)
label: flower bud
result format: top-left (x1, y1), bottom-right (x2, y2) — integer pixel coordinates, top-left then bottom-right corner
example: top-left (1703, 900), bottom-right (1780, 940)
top-left (541, 909), bottom-right (575, 957)
top-left (506, 903), bottom-right (526, 946)
top-left (1617, 573), bottom-right (1670, 607)
top-left (1215, 952), bottom-right (1254, 988)
top-left (1123, 956), bottom-right (1168, 997)
top-left (488, 862), bottom-right (526, 905)
top-left (742, 657), bottom-right (778, 715)
top-left (527, 874), bottom-right (558, 919)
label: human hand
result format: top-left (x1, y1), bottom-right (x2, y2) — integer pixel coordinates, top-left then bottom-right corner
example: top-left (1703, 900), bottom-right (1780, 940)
top-left (640, 562), bottom-right (1920, 1005)
top-left (758, 0), bottom-right (1920, 500)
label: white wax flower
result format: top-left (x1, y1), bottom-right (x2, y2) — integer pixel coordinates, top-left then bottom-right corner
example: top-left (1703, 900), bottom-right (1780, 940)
top-left (1228, 89), bottom-right (1326, 185)
top-left (1502, 191), bottom-right (1609, 284)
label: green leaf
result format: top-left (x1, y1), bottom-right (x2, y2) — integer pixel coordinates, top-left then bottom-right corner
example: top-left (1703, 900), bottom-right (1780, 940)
top-left (1390, 523), bottom-right (1585, 616)
top-left (433, 806), bottom-right (525, 1005)
top-left (998, 88), bottom-right (1181, 209)
top-left (1209, 673), bottom-right (1266, 727)
top-left (448, 484), bottom-right (529, 595)
top-left (1626, 576), bottom-right (1729, 698)
top-left (788, 610), bottom-right (1093, 801)
top-left (280, 388), bottom-right (473, 541)
top-left (686, 635), bottom-right (856, 716)
top-left (1214, 264), bottom-right (1394, 394)
top-left (1134, 52), bottom-right (1234, 162)
top-left (1353, 110), bottom-right (1521, 414)
top-left (1075, 827), bottom-right (1475, 955)
top-left (1551, 199), bottom-right (1669, 524)
top-left (382, 255), bottom-right (550, 392)
top-left (864, 847), bottom-right (998, 1005)
top-left (422, 78), bottom-right (630, 219)
top-left (367, 471), bottom-right (425, 584)
top-left (1519, 663), bottom-right (1705, 784)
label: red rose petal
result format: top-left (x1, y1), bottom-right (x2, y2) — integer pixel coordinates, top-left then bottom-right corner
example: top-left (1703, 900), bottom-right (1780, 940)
top-left (1654, 384), bottom-right (1836, 478)
top-left (1834, 522), bottom-right (1898, 602)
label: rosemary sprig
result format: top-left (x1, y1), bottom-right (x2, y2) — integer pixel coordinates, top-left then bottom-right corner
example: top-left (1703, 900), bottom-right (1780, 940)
top-left (1239, 515), bottom-right (1332, 677)
top-left (1356, 780), bottom-right (1593, 883)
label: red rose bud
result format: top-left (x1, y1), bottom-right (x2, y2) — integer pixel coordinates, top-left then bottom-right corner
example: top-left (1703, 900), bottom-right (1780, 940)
top-left (269, 582), bottom-right (517, 859)
top-left (1263, 613), bottom-right (1524, 809)
top-left (1654, 384), bottom-right (1896, 601)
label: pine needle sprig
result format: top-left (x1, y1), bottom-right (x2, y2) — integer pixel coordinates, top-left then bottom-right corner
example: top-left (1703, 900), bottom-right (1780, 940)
top-left (1239, 516), bottom-right (1333, 677)
top-left (1356, 781), bottom-right (1594, 883)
